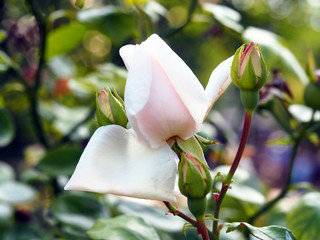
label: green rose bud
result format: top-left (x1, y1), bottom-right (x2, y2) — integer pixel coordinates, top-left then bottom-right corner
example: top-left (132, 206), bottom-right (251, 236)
top-left (178, 152), bottom-right (213, 218)
top-left (96, 88), bottom-right (128, 127)
top-left (231, 42), bottom-right (269, 113)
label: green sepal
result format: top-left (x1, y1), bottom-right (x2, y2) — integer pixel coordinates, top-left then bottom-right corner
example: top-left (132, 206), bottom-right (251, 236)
top-left (187, 197), bottom-right (207, 219)
top-left (96, 92), bottom-right (113, 127)
top-left (107, 88), bottom-right (128, 127)
top-left (306, 50), bottom-right (316, 83)
top-left (195, 134), bottom-right (218, 146)
top-left (240, 89), bottom-right (259, 113)
top-left (304, 82), bottom-right (320, 110)
top-left (255, 47), bottom-right (269, 89)
top-left (239, 50), bottom-right (258, 90)
top-left (230, 44), bottom-right (244, 88)
top-left (176, 136), bottom-right (207, 165)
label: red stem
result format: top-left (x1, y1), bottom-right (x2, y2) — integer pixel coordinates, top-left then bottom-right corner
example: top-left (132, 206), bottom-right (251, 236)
top-left (212, 111), bottom-right (253, 238)
top-left (163, 201), bottom-right (197, 226)
top-left (197, 218), bottom-right (210, 240)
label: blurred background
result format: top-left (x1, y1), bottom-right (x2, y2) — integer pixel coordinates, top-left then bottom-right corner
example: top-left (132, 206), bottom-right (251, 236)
top-left (0, 0), bottom-right (319, 239)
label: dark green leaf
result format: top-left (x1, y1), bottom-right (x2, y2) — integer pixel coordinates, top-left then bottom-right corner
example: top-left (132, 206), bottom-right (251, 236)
top-left (77, 7), bottom-right (138, 45)
top-left (46, 23), bottom-right (87, 60)
top-left (227, 222), bottom-right (296, 240)
top-left (87, 215), bottom-right (160, 240)
top-left (3, 224), bottom-right (43, 240)
top-left (287, 192), bottom-right (320, 240)
top-left (51, 193), bottom-right (107, 230)
top-left (37, 145), bottom-right (82, 176)
top-left (0, 109), bottom-right (15, 147)
top-left (0, 182), bottom-right (37, 205)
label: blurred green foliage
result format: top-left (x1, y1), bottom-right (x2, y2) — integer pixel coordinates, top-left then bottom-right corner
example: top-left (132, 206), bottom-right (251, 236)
top-left (0, 0), bottom-right (320, 239)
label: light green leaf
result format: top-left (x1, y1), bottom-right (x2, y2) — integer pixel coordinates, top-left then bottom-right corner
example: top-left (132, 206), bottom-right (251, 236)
top-left (0, 30), bottom-right (7, 43)
top-left (46, 22), bottom-right (87, 60)
top-left (242, 27), bottom-right (308, 84)
top-left (288, 104), bottom-right (320, 123)
top-left (287, 192), bottom-right (320, 240)
top-left (203, 3), bottom-right (243, 33)
top-left (266, 136), bottom-right (293, 146)
top-left (0, 182), bottom-right (37, 205)
top-left (87, 215), bottom-right (160, 240)
top-left (226, 183), bottom-right (265, 205)
top-left (0, 51), bottom-right (12, 72)
top-left (0, 109), bottom-right (15, 147)
top-left (114, 197), bottom-right (185, 232)
top-left (37, 145), bottom-right (82, 176)
top-left (0, 161), bottom-right (15, 184)
top-left (227, 222), bottom-right (296, 240)
top-left (0, 202), bottom-right (13, 225)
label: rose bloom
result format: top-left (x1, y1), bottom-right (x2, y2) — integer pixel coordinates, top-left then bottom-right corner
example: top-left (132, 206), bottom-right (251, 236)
top-left (65, 34), bottom-right (233, 202)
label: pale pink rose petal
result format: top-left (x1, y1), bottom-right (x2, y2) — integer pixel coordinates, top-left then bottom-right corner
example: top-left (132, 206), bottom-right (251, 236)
top-left (65, 125), bottom-right (178, 202)
top-left (119, 44), bottom-right (136, 70)
top-left (205, 56), bottom-right (233, 113)
top-left (125, 46), bottom-right (197, 148)
top-left (141, 34), bottom-right (209, 127)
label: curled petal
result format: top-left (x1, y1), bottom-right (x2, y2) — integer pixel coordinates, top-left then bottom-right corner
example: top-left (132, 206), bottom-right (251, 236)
top-left (119, 44), bottom-right (136, 70)
top-left (124, 35), bottom-right (206, 148)
top-left (65, 125), bottom-right (178, 202)
top-left (141, 34), bottom-right (209, 125)
top-left (205, 56), bottom-right (233, 113)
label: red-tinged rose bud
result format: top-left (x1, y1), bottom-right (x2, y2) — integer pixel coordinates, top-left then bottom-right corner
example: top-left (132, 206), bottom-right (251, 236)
top-left (178, 152), bottom-right (213, 218)
top-left (231, 42), bottom-right (269, 113)
top-left (96, 88), bottom-right (128, 127)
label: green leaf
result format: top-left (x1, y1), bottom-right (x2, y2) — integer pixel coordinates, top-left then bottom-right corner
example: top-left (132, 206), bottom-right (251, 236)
top-left (2, 224), bottom-right (43, 240)
top-left (0, 202), bottom-right (13, 225)
top-left (46, 22), bottom-right (87, 60)
top-left (242, 27), bottom-right (308, 84)
top-left (113, 197), bottom-right (185, 232)
top-left (37, 145), bottom-right (82, 176)
top-left (51, 193), bottom-right (107, 231)
top-left (87, 215), bottom-right (160, 240)
top-left (0, 161), bottom-right (15, 184)
top-left (0, 182), bottom-right (37, 205)
top-left (266, 136), bottom-right (293, 146)
top-left (77, 6), bottom-right (138, 45)
top-left (203, 3), bottom-right (243, 33)
top-left (287, 192), bottom-right (320, 240)
top-left (227, 222), bottom-right (297, 240)
top-left (0, 30), bottom-right (7, 43)
top-left (0, 109), bottom-right (15, 147)
top-left (226, 183), bottom-right (265, 205)
top-left (0, 51), bottom-right (12, 72)
top-left (259, 97), bottom-right (296, 134)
